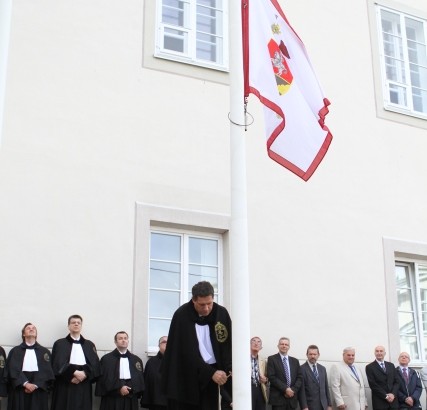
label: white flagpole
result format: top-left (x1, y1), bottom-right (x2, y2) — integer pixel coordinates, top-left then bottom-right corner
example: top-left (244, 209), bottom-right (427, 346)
top-left (229, 0), bottom-right (252, 409)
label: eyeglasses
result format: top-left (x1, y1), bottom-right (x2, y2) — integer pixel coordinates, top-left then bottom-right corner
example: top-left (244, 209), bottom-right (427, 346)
top-left (159, 341), bottom-right (167, 344)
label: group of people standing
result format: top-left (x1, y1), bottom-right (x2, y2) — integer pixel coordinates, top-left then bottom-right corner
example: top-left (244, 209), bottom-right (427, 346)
top-left (0, 282), bottom-right (424, 410)
top-left (249, 339), bottom-right (423, 410)
top-left (0, 315), bottom-right (167, 410)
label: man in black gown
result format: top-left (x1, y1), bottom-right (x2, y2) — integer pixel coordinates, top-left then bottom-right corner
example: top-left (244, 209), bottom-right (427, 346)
top-left (161, 281), bottom-right (232, 410)
top-left (95, 331), bottom-right (145, 410)
top-left (0, 345), bottom-right (7, 407)
top-left (5, 323), bottom-right (54, 410)
top-left (51, 314), bottom-right (100, 410)
top-left (140, 336), bottom-right (168, 410)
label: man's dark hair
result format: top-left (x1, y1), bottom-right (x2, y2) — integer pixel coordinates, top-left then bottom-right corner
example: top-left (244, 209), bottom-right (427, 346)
top-left (21, 322), bottom-right (36, 342)
top-left (114, 331), bottom-right (128, 341)
top-left (68, 314), bottom-right (83, 325)
top-left (191, 281), bottom-right (215, 299)
top-left (306, 344), bottom-right (320, 354)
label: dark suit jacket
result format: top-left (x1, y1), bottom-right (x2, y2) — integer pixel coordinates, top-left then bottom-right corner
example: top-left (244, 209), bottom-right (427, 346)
top-left (267, 353), bottom-right (302, 408)
top-left (395, 367), bottom-right (422, 409)
top-left (366, 361), bottom-right (399, 410)
top-left (298, 362), bottom-right (331, 410)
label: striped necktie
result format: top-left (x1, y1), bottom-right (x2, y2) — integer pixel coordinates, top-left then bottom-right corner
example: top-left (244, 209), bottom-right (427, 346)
top-left (282, 356), bottom-right (291, 387)
top-left (312, 364), bottom-right (319, 382)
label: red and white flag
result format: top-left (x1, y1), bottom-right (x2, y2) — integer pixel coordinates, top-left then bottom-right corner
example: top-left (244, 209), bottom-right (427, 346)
top-left (242, 0), bottom-right (332, 181)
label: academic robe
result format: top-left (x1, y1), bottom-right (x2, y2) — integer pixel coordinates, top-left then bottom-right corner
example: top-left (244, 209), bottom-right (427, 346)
top-left (0, 346), bottom-right (7, 398)
top-left (95, 349), bottom-right (144, 410)
top-left (5, 342), bottom-right (54, 410)
top-left (50, 334), bottom-right (100, 410)
top-left (161, 300), bottom-right (232, 408)
top-left (140, 352), bottom-right (167, 409)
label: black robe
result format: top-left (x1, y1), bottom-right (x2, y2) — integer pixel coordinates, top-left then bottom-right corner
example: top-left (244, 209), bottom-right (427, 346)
top-left (0, 346), bottom-right (7, 398)
top-left (95, 349), bottom-right (144, 410)
top-left (140, 352), bottom-right (167, 409)
top-left (5, 342), bottom-right (54, 410)
top-left (50, 334), bottom-right (100, 410)
top-left (161, 300), bottom-right (232, 407)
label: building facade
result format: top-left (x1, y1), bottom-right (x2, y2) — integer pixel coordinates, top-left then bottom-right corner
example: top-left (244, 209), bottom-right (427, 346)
top-left (0, 0), bottom-right (427, 407)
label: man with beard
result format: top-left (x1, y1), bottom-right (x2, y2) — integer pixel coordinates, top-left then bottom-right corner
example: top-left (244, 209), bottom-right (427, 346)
top-left (140, 336), bottom-right (168, 410)
top-left (5, 323), bottom-right (54, 410)
top-left (51, 314), bottom-right (100, 410)
top-left (298, 345), bottom-right (331, 410)
top-left (161, 281), bottom-right (232, 410)
top-left (96, 331), bottom-right (145, 410)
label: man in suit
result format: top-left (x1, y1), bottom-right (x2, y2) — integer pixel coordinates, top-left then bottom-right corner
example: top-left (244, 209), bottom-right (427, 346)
top-left (395, 352), bottom-right (422, 410)
top-left (329, 347), bottom-right (367, 410)
top-left (250, 336), bottom-right (268, 410)
top-left (298, 345), bottom-right (331, 410)
top-left (365, 345), bottom-right (399, 410)
top-left (267, 337), bottom-right (302, 410)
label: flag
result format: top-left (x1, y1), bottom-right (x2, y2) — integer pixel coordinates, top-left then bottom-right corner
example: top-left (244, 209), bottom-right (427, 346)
top-left (242, 0), bottom-right (333, 181)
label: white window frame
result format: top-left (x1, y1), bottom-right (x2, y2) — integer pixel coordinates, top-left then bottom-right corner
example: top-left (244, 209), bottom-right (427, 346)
top-left (155, 0), bottom-right (229, 72)
top-left (132, 203), bottom-right (230, 356)
top-left (375, 4), bottom-right (427, 120)
top-left (395, 260), bottom-right (427, 362)
top-left (147, 228), bottom-right (224, 351)
top-left (384, 237), bottom-right (427, 365)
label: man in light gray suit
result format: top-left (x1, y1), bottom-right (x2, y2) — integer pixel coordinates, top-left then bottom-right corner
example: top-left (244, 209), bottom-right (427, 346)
top-left (329, 347), bottom-right (367, 410)
top-left (298, 345), bottom-right (331, 410)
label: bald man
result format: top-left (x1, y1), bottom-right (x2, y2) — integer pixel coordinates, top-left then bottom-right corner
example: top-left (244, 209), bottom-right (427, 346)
top-left (365, 345), bottom-right (399, 410)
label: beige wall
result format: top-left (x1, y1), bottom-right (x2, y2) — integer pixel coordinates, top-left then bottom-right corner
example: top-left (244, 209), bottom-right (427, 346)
top-left (0, 0), bottom-right (427, 382)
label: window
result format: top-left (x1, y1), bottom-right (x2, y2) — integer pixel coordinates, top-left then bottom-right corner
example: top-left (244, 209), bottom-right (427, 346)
top-left (155, 0), bottom-right (228, 71)
top-left (376, 5), bottom-right (427, 118)
top-left (148, 230), bottom-right (222, 348)
top-left (395, 260), bottom-right (427, 361)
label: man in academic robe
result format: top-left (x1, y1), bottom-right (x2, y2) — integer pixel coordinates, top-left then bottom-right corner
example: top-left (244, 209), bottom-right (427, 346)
top-left (0, 345), bottom-right (7, 405)
top-left (298, 345), bottom-right (331, 410)
top-left (395, 352), bottom-right (422, 410)
top-left (161, 281), bottom-right (232, 410)
top-left (140, 336), bottom-right (167, 410)
top-left (366, 345), bottom-right (399, 410)
top-left (5, 323), bottom-right (54, 410)
top-left (51, 314), bottom-right (100, 410)
top-left (95, 331), bottom-right (144, 410)
top-left (267, 337), bottom-right (303, 410)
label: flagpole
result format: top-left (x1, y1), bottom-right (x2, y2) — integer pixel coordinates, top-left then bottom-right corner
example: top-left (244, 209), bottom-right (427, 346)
top-left (229, 0), bottom-right (252, 409)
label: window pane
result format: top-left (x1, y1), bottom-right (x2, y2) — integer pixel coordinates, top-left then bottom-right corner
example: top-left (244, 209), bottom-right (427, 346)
top-left (150, 261), bottom-right (181, 289)
top-left (151, 233), bottom-right (181, 261)
top-left (396, 264), bottom-right (411, 287)
top-left (389, 83), bottom-right (407, 106)
top-left (400, 335), bottom-right (419, 360)
top-left (397, 288), bottom-right (414, 311)
top-left (189, 265), bottom-right (218, 285)
top-left (148, 318), bottom-right (171, 347)
top-left (398, 311), bottom-right (416, 334)
top-left (164, 28), bottom-right (187, 53)
top-left (162, 0), bottom-right (187, 27)
top-left (149, 289), bottom-right (180, 317)
top-left (189, 237), bottom-right (218, 265)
